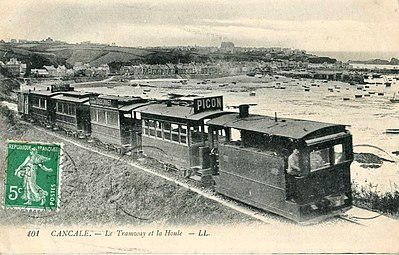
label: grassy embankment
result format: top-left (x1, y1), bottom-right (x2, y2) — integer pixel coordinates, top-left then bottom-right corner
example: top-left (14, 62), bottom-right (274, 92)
top-left (0, 102), bottom-right (256, 226)
top-left (351, 154), bottom-right (399, 216)
top-left (0, 75), bottom-right (20, 102)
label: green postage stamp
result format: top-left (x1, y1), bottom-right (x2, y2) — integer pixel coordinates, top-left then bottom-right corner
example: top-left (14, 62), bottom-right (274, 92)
top-left (3, 141), bottom-right (62, 211)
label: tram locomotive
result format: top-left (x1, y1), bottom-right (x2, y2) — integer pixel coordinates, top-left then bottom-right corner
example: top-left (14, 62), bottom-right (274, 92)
top-left (16, 85), bottom-right (353, 223)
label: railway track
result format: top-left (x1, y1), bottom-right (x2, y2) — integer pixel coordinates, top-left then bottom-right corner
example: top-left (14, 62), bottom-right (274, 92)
top-left (336, 206), bottom-right (393, 227)
top-left (26, 123), bottom-right (393, 227)
top-left (25, 123), bottom-right (284, 225)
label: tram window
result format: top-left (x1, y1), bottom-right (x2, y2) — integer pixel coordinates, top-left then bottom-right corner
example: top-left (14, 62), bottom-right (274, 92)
top-left (310, 148), bottom-right (330, 171)
top-left (164, 122), bottom-right (171, 131)
top-left (90, 108), bottom-right (97, 122)
top-left (180, 125), bottom-right (187, 144)
top-left (142, 120), bottom-right (149, 135)
top-left (57, 103), bottom-right (62, 113)
top-left (107, 111), bottom-right (119, 127)
top-left (98, 110), bottom-right (106, 124)
top-left (203, 119), bottom-right (210, 134)
top-left (32, 97), bottom-right (46, 109)
top-left (171, 124), bottom-right (179, 142)
top-left (230, 128), bottom-right (241, 144)
top-left (156, 121), bottom-right (163, 138)
top-left (69, 104), bottom-right (76, 116)
top-left (191, 126), bottom-right (203, 144)
top-left (216, 129), bottom-right (228, 143)
top-left (334, 144), bottom-right (345, 164)
top-left (32, 97), bottom-right (39, 107)
top-left (149, 120), bottom-right (156, 136)
top-left (57, 103), bottom-right (75, 116)
top-left (163, 122), bottom-right (171, 140)
top-left (164, 125), bottom-right (171, 141)
top-left (181, 135), bottom-right (187, 144)
top-left (180, 125), bottom-right (187, 134)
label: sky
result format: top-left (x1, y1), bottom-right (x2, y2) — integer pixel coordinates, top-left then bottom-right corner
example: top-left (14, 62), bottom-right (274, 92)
top-left (0, 0), bottom-right (398, 52)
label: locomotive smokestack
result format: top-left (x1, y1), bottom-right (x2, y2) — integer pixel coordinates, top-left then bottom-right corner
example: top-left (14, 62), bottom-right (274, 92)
top-left (166, 100), bottom-right (172, 107)
top-left (239, 104), bottom-right (249, 118)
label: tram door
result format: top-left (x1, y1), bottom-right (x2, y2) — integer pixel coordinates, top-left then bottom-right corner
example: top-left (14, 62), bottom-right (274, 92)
top-left (209, 127), bottom-right (229, 175)
top-left (131, 111), bottom-right (142, 153)
top-left (24, 94), bottom-right (29, 115)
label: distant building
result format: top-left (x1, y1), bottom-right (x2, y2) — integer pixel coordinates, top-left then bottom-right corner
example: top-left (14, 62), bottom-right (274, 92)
top-left (84, 68), bottom-right (94, 77)
top-left (94, 64), bottom-right (110, 77)
top-left (2, 58), bottom-right (26, 77)
top-left (43, 65), bottom-right (58, 77)
top-left (221, 41), bottom-right (234, 48)
top-left (31, 68), bottom-right (49, 77)
top-left (43, 37), bottom-right (54, 43)
top-left (220, 41), bottom-right (235, 53)
top-left (73, 62), bottom-right (90, 71)
top-left (56, 65), bottom-right (67, 77)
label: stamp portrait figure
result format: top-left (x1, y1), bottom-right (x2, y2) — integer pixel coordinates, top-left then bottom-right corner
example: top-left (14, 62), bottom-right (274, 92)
top-left (15, 147), bottom-right (53, 205)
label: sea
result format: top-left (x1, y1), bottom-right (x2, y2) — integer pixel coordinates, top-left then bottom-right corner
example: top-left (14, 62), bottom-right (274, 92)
top-left (75, 74), bottom-right (399, 192)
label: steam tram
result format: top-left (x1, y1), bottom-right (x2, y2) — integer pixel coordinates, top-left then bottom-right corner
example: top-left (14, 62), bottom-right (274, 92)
top-left (16, 86), bottom-right (353, 223)
top-left (207, 105), bottom-right (353, 223)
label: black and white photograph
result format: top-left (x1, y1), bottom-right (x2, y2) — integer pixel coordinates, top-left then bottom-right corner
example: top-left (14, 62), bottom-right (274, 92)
top-left (0, 0), bottom-right (398, 253)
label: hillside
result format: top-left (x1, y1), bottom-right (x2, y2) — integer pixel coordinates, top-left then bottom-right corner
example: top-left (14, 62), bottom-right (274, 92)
top-left (350, 58), bottom-right (399, 65)
top-left (0, 41), bottom-right (336, 72)
top-left (0, 73), bottom-right (20, 102)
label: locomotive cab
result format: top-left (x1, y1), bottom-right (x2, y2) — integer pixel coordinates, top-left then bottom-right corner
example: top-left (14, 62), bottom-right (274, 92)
top-left (286, 132), bottom-right (353, 222)
top-left (207, 107), bottom-right (353, 223)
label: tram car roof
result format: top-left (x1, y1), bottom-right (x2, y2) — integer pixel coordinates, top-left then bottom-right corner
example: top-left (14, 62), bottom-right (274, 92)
top-left (52, 91), bottom-right (94, 103)
top-left (90, 94), bottom-right (149, 111)
top-left (136, 103), bottom-right (228, 121)
top-left (28, 90), bottom-right (63, 97)
top-left (96, 94), bottom-right (143, 102)
top-left (207, 113), bottom-right (347, 140)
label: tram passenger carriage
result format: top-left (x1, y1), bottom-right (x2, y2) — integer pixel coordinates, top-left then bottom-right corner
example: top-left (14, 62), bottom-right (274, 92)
top-left (52, 91), bottom-right (94, 134)
top-left (16, 85), bottom-right (353, 223)
top-left (89, 95), bottom-right (148, 152)
top-left (134, 96), bottom-right (226, 179)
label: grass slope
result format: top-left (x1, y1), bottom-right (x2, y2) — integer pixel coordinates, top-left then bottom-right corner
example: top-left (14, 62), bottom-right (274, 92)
top-left (0, 109), bottom-right (256, 226)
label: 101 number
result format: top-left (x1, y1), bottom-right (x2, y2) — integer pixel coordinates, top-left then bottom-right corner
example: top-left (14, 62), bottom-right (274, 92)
top-left (27, 230), bottom-right (40, 237)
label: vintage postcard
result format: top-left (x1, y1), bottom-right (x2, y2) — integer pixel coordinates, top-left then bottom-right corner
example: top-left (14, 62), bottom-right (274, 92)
top-left (0, 0), bottom-right (399, 254)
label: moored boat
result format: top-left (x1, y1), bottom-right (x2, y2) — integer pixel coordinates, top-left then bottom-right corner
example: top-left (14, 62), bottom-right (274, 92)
top-left (389, 93), bottom-right (399, 103)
